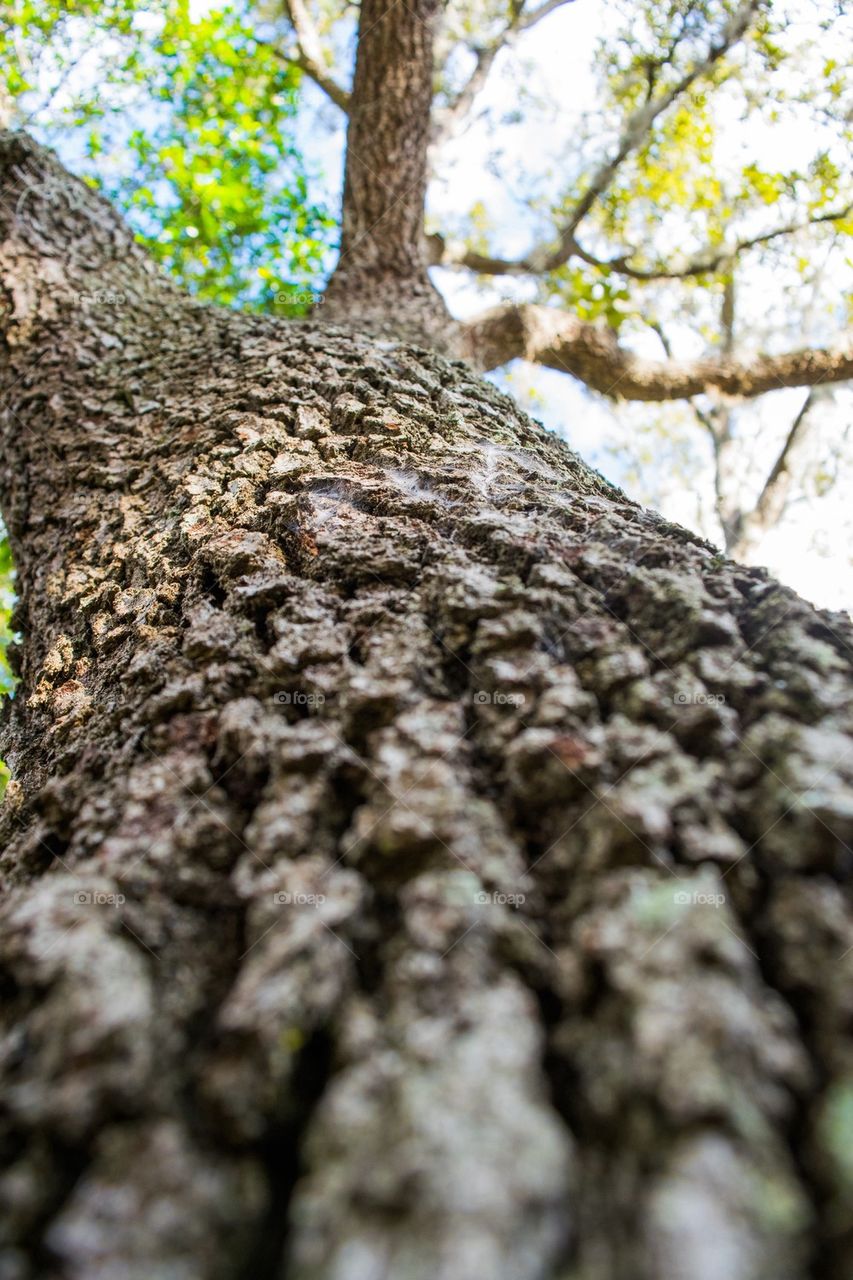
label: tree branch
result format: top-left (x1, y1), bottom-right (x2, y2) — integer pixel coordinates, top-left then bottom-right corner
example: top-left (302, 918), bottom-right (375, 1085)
top-left (699, 280), bottom-right (741, 549)
top-left (696, 402), bottom-right (742, 550)
top-left (280, 0), bottom-right (351, 113)
top-left (434, 0), bottom-right (762, 276)
top-left (564, 204), bottom-right (853, 281)
top-left (463, 303), bottom-right (853, 401)
top-left (730, 389), bottom-right (819, 557)
top-left (431, 0), bottom-right (575, 147)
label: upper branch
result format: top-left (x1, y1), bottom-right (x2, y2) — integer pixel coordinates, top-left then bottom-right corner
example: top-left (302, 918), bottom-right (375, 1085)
top-left (463, 303), bottom-right (853, 401)
top-left (431, 0), bottom-right (575, 148)
top-left (731, 388), bottom-right (818, 555)
top-left (564, 204), bottom-right (853, 281)
top-left (280, 0), bottom-right (351, 113)
top-left (0, 131), bottom-right (181, 351)
top-left (434, 0), bottom-right (762, 277)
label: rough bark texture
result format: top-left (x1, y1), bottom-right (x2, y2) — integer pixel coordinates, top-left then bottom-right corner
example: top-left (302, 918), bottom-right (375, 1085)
top-left (1, 134), bottom-right (853, 1280)
top-left (321, 0), bottom-right (452, 350)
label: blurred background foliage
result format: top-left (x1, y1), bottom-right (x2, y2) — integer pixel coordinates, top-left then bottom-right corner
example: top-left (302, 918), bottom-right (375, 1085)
top-left (428, 0), bottom-right (852, 602)
top-left (0, 0), bottom-right (334, 306)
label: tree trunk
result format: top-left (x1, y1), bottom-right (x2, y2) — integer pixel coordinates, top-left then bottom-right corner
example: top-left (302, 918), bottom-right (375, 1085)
top-left (1, 133), bottom-right (853, 1280)
top-left (320, 0), bottom-right (452, 350)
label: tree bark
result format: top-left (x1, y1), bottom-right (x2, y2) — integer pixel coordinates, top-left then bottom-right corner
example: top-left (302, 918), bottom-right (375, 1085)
top-left (1, 132), bottom-right (853, 1280)
top-left (320, 0), bottom-right (452, 350)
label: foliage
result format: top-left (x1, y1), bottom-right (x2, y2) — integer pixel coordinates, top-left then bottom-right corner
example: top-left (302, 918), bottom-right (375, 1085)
top-left (0, 533), bottom-right (15, 699)
top-left (1, 0), bottom-right (335, 311)
top-left (110, 5), bottom-right (334, 310)
top-left (536, 2), bottom-right (852, 321)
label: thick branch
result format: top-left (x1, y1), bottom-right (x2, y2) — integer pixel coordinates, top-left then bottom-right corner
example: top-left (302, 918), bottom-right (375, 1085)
top-left (434, 0), bottom-right (761, 277)
top-left (463, 303), bottom-right (853, 401)
top-left (281, 0), bottom-right (351, 113)
top-left (0, 131), bottom-right (180, 351)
